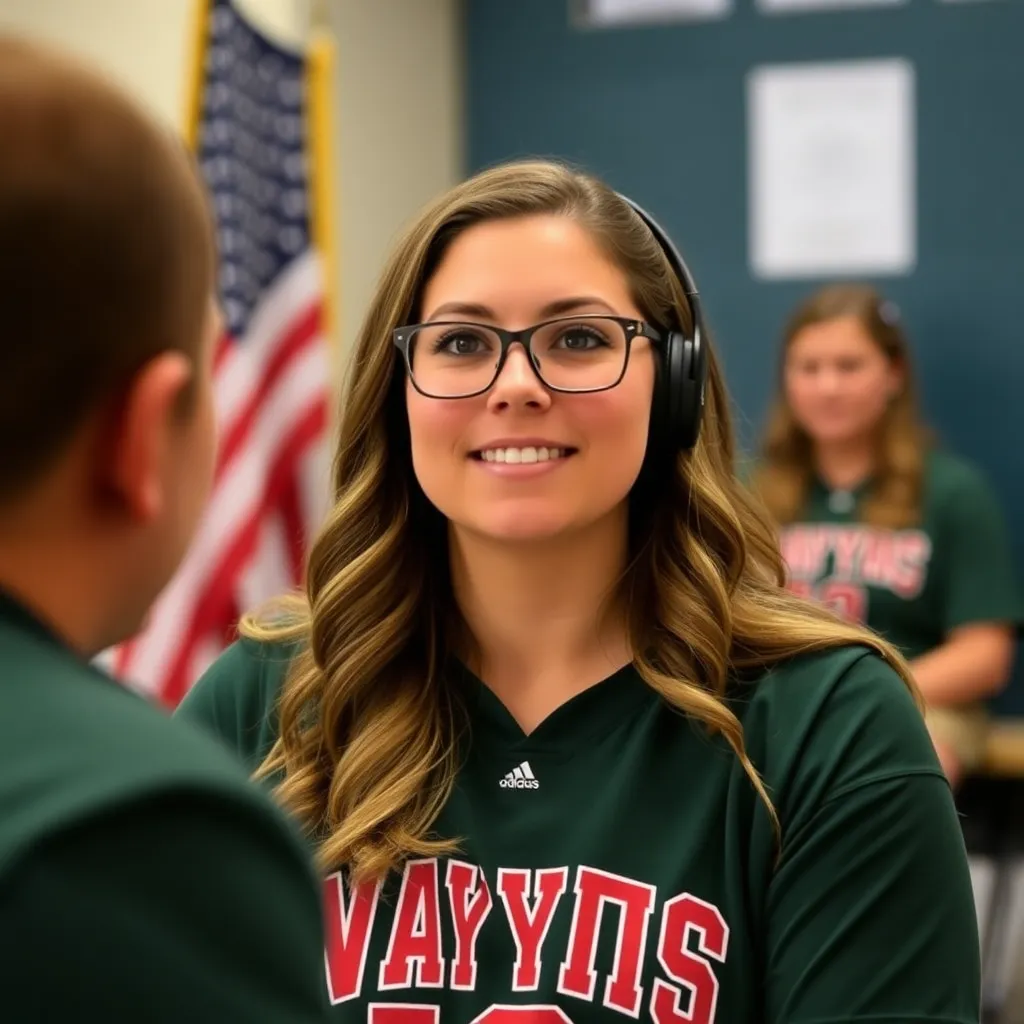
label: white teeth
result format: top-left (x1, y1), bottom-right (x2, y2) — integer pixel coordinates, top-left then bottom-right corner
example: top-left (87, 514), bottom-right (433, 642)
top-left (480, 446), bottom-right (567, 463)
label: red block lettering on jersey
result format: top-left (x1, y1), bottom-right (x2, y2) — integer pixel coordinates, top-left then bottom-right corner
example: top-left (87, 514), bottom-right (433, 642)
top-left (557, 866), bottom-right (656, 1016)
top-left (446, 860), bottom-right (493, 990)
top-left (370, 1005), bottom-right (572, 1024)
top-left (497, 867), bottom-right (569, 991)
top-left (369, 1004), bottom-right (440, 1023)
top-left (379, 859), bottom-right (446, 990)
top-left (819, 581), bottom-right (866, 624)
top-left (832, 526), bottom-right (862, 579)
top-left (471, 1006), bottom-right (574, 1024)
top-left (650, 893), bottom-right (729, 1023)
top-left (323, 871), bottom-right (380, 1005)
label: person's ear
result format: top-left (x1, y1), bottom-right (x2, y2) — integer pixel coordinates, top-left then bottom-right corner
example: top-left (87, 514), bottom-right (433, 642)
top-left (103, 351), bottom-right (194, 522)
top-left (886, 358), bottom-right (906, 401)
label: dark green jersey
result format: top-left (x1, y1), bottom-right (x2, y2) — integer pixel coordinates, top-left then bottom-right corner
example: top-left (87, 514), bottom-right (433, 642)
top-left (0, 591), bottom-right (329, 1023)
top-left (178, 635), bottom-right (980, 1023)
top-left (779, 450), bottom-right (1024, 659)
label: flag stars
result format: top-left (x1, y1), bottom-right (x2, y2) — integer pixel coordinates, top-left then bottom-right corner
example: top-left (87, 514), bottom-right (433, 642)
top-left (198, 0), bottom-right (311, 337)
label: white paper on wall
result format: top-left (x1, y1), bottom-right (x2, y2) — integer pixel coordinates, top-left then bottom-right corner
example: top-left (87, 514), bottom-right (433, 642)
top-left (757, 0), bottom-right (906, 14)
top-left (747, 58), bottom-right (916, 280)
top-left (583, 0), bottom-right (733, 25)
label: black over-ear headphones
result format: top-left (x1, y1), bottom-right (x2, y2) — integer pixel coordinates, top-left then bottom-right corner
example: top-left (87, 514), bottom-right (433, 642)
top-left (617, 195), bottom-right (708, 452)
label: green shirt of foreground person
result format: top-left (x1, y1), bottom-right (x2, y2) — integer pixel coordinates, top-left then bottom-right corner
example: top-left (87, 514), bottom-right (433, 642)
top-left (0, 35), bottom-right (327, 1022)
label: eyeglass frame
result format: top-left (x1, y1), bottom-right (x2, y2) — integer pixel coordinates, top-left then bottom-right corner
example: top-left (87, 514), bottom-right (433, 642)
top-left (392, 314), bottom-right (664, 399)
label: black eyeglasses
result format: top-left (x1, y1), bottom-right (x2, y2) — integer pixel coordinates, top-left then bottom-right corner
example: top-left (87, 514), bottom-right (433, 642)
top-left (392, 315), bottom-right (662, 399)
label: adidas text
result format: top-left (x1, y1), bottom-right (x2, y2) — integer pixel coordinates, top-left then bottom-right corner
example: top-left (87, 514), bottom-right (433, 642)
top-left (500, 761), bottom-right (539, 790)
top-left (500, 777), bottom-right (540, 790)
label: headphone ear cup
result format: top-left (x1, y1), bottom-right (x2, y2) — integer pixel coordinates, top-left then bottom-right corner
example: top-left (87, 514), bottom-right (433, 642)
top-left (659, 329), bottom-right (703, 451)
top-left (650, 330), bottom-right (677, 451)
top-left (679, 326), bottom-right (707, 451)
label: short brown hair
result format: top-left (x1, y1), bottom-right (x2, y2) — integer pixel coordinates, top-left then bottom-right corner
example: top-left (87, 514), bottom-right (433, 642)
top-left (0, 35), bottom-right (216, 504)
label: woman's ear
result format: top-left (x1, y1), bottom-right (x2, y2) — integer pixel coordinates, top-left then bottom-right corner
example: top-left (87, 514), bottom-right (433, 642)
top-left (886, 358), bottom-right (906, 401)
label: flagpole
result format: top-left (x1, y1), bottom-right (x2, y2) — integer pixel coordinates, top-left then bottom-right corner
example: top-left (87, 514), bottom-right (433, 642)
top-left (306, 1), bottom-right (341, 382)
top-left (182, 0), bottom-right (213, 149)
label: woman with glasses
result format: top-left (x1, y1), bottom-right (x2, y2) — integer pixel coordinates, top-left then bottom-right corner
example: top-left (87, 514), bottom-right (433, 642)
top-left (178, 160), bottom-right (979, 1022)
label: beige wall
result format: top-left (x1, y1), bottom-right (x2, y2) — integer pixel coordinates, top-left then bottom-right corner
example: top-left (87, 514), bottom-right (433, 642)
top-left (0, 0), bottom-right (463, 374)
top-left (330, 0), bottom-right (463, 364)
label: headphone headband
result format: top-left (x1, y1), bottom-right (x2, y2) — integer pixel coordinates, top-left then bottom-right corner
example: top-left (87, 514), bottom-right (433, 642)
top-left (614, 192), bottom-right (708, 452)
top-left (616, 194), bottom-right (705, 337)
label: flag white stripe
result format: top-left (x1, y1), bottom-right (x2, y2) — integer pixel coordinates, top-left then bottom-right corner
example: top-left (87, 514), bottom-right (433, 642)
top-left (297, 428), bottom-right (333, 536)
top-left (238, 513), bottom-right (295, 619)
top-left (123, 340), bottom-right (330, 690)
top-left (214, 251), bottom-right (323, 427)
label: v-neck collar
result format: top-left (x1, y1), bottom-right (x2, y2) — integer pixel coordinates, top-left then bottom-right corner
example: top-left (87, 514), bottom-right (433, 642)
top-left (448, 658), bottom-right (657, 757)
top-left (810, 472), bottom-right (873, 517)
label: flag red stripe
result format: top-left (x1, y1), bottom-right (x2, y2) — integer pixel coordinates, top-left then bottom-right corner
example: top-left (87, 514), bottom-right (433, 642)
top-left (215, 302), bottom-right (322, 476)
top-left (113, 636), bottom-right (135, 676)
top-left (159, 397), bottom-right (328, 707)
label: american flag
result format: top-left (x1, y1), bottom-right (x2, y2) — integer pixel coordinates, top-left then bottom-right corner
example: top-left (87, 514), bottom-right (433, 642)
top-left (111, 0), bottom-right (333, 706)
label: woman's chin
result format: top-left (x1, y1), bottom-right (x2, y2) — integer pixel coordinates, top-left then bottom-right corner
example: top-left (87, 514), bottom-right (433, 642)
top-left (453, 511), bottom-right (580, 547)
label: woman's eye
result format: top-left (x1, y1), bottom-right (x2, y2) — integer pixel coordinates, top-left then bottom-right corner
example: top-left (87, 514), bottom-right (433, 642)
top-left (437, 332), bottom-right (485, 355)
top-left (557, 328), bottom-right (606, 350)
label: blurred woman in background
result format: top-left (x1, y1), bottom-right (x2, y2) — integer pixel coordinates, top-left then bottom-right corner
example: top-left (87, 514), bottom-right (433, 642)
top-left (753, 283), bottom-right (1023, 788)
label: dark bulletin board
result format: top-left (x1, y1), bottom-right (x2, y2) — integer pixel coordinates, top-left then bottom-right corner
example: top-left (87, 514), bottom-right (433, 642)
top-left (464, 0), bottom-right (1024, 710)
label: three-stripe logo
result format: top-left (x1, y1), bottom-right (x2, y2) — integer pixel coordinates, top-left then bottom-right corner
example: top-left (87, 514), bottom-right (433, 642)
top-left (499, 760), bottom-right (539, 790)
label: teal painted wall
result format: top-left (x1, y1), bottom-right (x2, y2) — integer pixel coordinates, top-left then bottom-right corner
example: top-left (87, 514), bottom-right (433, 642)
top-left (464, 0), bottom-right (1024, 710)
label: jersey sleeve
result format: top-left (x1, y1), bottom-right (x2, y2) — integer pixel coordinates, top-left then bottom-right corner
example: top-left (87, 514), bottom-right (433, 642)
top-left (936, 463), bottom-right (1024, 634)
top-left (764, 653), bottom-right (980, 1023)
top-left (177, 637), bottom-right (294, 773)
top-left (0, 790), bottom-right (329, 1023)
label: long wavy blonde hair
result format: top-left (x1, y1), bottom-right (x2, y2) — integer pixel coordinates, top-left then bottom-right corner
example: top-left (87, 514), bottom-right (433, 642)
top-left (753, 284), bottom-right (931, 529)
top-left (247, 162), bottom-right (916, 883)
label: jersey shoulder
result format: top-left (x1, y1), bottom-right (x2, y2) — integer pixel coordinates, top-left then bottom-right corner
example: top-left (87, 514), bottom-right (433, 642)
top-left (176, 635), bottom-right (299, 773)
top-left (734, 644), bottom-right (943, 825)
top-left (0, 625), bottom-right (300, 878)
top-left (923, 447), bottom-right (993, 504)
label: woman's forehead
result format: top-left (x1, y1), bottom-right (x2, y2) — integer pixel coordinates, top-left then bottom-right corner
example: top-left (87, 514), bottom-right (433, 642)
top-left (420, 215), bottom-right (635, 324)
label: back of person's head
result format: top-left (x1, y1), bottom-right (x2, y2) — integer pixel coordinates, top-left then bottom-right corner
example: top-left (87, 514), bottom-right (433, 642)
top-left (754, 283), bottom-right (929, 529)
top-left (0, 35), bottom-right (218, 647)
top-left (247, 161), bottom-right (912, 883)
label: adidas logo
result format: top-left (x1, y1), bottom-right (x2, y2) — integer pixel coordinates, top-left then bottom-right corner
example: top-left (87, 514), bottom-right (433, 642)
top-left (499, 760), bottom-right (539, 790)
